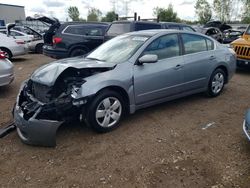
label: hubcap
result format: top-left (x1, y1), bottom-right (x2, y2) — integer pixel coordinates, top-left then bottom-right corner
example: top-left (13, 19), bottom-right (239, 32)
top-left (95, 97), bottom-right (122, 127)
top-left (212, 72), bottom-right (224, 94)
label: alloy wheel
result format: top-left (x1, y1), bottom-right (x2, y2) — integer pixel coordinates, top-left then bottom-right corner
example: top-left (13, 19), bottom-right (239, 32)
top-left (95, 97), bottom-right (122, 127)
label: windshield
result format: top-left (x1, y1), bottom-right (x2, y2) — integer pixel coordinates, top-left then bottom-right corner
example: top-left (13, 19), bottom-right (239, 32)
top-left (107, 23), bottom-right (131, 36)
top-left (245, 26), bottom-right (250, 35)
top-left (86, 35), bottom-right (149, 64)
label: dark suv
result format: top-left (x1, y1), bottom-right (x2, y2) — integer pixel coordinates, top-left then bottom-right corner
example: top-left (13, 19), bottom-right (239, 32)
top-left (42, 22), bottom-right (109, 59)
top-left (160, 22), bottom-right (196, 32)
top-left (104, 21), bottom-right (162, 41)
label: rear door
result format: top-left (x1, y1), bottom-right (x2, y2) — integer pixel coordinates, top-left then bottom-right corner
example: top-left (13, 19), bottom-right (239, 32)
top-left (180, 33), bottom-right (215, 91)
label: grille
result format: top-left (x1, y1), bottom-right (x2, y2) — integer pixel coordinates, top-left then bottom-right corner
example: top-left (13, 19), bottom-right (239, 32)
top-left (31, 81), bottom-right (52, 103)
top-left (234, 45), bottom-right (250, 57)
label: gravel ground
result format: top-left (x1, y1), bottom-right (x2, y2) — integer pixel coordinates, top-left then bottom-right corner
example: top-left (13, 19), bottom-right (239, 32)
top-left (0, 54), bottom-right (250, 188)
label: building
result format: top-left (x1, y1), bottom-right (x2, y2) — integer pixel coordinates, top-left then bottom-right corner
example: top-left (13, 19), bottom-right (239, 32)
top-left (0, 3), bottom-right (25, 26)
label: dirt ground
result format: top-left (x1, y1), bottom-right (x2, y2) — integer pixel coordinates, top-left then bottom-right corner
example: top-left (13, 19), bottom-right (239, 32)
top-left (0, 54), bottom-right (250, 188)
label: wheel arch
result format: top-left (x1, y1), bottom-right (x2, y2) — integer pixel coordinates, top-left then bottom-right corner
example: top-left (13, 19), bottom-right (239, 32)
top-left (69, 45), bottom-right (89, 55)
top-left (0, 47), bottom-right (12, 58)
top-left (214, 65), bottom-right (228, 83)
top-left (95, 86), bottom-right (130, 114)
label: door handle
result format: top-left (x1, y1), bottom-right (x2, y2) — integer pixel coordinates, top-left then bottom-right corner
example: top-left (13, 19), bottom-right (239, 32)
top-left (174, 64), bottom-right (183, 70)
top-left (209, 56), bottom-right (216, 60)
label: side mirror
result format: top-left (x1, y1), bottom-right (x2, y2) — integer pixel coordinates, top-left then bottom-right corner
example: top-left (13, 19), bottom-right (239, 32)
top-left (138, 54), bottom-right (158, 65)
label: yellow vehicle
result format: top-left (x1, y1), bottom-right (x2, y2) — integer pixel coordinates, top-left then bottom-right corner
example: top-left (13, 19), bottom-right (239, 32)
top-left (231, 26), bottom-right (250, 68)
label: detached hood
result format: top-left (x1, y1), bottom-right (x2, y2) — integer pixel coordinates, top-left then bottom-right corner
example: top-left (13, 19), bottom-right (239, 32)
top-left (31, 56), bottom-right (115, 86)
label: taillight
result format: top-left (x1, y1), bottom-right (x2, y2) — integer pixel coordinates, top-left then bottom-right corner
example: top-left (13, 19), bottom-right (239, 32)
top-left (53, 37), bottom-right (62, 45)
top-left (0, 51), bottom-right (6, 59)
top-left (15, 40), bottom-right (25, 45)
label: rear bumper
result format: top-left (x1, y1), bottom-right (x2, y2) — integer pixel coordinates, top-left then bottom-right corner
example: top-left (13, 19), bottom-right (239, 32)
top-left (0, 73), bottom-right (14, 86)
top-left (43, 45), bottom-right (68, 59)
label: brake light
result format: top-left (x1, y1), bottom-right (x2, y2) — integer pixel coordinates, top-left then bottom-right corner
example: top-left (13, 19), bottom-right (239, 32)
top-left (15, 40), bottom-right (25, 45)
top-left (0, 51), bottom-right (6, 59)
top-left (53, 37), bottom-right (62, 44)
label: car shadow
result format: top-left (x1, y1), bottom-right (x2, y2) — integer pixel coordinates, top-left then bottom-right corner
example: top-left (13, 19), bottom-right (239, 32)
top-left (11, 57), bottom-right (27, 63)
top-left (236, 68), bottom-right (250, 75)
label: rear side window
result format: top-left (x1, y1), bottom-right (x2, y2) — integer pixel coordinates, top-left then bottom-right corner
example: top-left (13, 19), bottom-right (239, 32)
top-left (182, 34), bottom-right (207, 54)
top-left (64, 25), bottom-right (86, 35)
top-left (144, 34), bottom-right (180, 60)
top-left (183, 26), bottom-right (195, 32)
top-left (11, 31), bottom-right (24, 36)
top-left (206, 39), bottom-right (214, 50)
top-left (63, 25), bottom-right (103, 36)
top-left (168, 25), bottom-right (180, 30)
top-left (107, 23), bottom-right (131, 36)
top-left (135, 23), bottom-right (161, 31)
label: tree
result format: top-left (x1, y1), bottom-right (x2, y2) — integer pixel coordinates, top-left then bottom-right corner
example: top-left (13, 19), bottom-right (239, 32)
top-left (153, 4), bottom-right (180, 22)
top-left (213, 0), bottom-right (235, 22)
top-left (68, 6), bottom-right (80, 21)
top-left (241, 0), bottom-right (250, 23)
top-left (195, 0), bottom-right (212, 24)
top-left (87, 8), bottom-right (102, 21)
top-left (102, 11), bottom-right (118, 22)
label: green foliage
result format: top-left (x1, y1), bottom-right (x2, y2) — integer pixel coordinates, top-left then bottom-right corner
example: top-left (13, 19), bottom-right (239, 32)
top-left (213, 0), bottom-right (232, 22)
top-left (102, 11), bottom-right (118, 22)
top-left (87, 8), bottom-right (102, 21)
top-left (153, 4), bottom-right (180, 22)
top-left (68, 6), bottom-right (80, 21)
top-left (241, 0), bottom-right (250, 23)
top-left (195, 0), bottom-right (212, 24)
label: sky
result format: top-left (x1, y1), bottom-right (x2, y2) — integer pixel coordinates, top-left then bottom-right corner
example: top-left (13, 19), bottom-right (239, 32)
top-left (0, 0), bottom-right (215, 21)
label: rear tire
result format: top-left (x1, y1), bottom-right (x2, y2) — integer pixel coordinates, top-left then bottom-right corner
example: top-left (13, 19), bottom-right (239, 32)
top-left (70, 48), bottom-right (87, 57)
top-left (35, 43), bottom-right (44, 54)
top-left (206, 68), bottom-right (226, 97)
top-left (0, 48), bottom-right (12, 60)
top-left (85, 90), bottom-right (125, 133)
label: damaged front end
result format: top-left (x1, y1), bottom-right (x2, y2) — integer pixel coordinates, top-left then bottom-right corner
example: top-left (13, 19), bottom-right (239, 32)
top-left (14, 66), bottom-right (112, 147)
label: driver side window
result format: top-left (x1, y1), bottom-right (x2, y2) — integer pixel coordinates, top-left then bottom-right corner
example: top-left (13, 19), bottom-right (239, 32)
top-left (144, 34), bottom-right (180, 60)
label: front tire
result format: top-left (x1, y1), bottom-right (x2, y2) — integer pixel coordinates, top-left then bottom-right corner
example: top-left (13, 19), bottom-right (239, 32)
top-left (207, 68), bottom-right (226, 97)
top-left (85, 90), bottom-right (124, 133)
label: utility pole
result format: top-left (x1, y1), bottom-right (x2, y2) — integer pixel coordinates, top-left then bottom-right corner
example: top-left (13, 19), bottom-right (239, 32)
top-left (110, 0), bottom-right (116, 12)
top-left (125, 0), bottom-right (129, 17)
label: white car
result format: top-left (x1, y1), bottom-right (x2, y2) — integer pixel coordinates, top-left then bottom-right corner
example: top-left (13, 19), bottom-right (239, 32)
top-left (0, 51), bottom-right (14, 86)
top-left (0, 28), bottom-right (44, 53)
top-left (0, 33), bottom-right (27, 59)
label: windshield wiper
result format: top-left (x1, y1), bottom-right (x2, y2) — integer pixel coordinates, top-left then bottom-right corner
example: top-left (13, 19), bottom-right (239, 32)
top-left (86, 57), bottom-right (105, 62)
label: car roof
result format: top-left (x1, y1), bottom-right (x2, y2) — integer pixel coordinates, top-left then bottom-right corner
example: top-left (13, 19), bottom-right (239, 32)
top-left (62, 22), bottom-right (109, 26)
top-left (126, 29), bottom-right (205, 37)
top-left (111, 21), bottom-right (161, 25)
top-left (160, 22), bottom-right (190, 26)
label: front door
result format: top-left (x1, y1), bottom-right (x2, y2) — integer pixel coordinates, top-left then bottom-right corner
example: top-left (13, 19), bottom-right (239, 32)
top-left (133, 34), bottom-right (185, 105)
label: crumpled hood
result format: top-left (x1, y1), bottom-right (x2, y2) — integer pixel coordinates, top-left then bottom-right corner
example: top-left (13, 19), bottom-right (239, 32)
top-left (31, 56), bottom-right (115, 86)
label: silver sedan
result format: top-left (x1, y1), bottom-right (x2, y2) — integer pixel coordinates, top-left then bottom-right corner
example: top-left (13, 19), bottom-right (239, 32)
top-left (14, 30), bottom-right (236, 146)
top-left (0, 51), bottom-right (14, 86)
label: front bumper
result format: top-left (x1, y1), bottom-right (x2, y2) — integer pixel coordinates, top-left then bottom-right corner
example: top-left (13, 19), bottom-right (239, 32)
top-left (243, 109), bottom-right (250, 141)
top-left (14, 106), bottom-right (63, 147)
top-left (237, 58), bottom-right (250, 68)
top-left (13, 82), bottom-right (65, 147)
